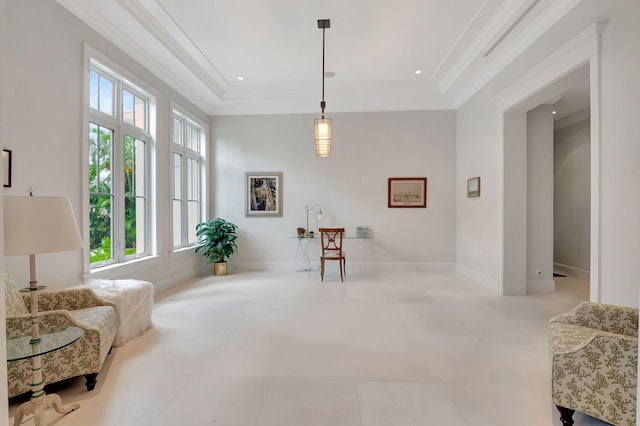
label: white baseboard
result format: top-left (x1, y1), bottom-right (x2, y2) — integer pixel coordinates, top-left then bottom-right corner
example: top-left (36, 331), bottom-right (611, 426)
top-left (235, 261), bottom-right (456, 274)
top-left (455, 264), bottom-right (500, 293)
top-left (526, 279), bottom-right (556, 294)
top-left (553, 263), bottom-right (590, 281)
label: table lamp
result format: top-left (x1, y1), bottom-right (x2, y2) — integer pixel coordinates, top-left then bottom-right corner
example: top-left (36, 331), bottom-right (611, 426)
top-left (305, 204), bottom-right (323, 236)
top-left (4, 189), bottom-right (83, 425)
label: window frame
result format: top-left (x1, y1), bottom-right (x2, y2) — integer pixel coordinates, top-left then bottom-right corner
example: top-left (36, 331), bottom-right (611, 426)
top-left (171, 104), bottom-right (207, 250)
top-left (84, 50), bottom-right (157, 271)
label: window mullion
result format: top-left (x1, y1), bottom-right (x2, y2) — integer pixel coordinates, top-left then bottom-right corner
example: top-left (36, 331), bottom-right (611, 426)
top-left (113, 127), bottom-right (126, 262)
top-left (181, 149), bottom-right (189, 247)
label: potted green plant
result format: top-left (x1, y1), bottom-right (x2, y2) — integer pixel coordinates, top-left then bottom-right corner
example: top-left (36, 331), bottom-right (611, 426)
top-left (195, 218), bottom-right (238, 276)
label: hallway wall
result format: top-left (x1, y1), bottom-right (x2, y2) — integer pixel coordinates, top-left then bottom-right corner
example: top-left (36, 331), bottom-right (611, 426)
top-left (554, 113), bottom-right (591, 279)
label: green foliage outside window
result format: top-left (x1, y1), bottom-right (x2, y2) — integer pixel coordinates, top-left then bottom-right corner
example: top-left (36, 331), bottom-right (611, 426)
top-left (89, 127), bottom-right (143, 264)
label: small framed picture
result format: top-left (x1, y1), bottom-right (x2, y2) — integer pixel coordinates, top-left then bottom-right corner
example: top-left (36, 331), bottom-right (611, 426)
top-left (388, 177), bottom-right (427, 208)
top-left (3, 149), bottom-right (12, 188)
top-left (245, 172), bottom-right (283, 217)
top-left (467, 177), bottom-right (480, 197)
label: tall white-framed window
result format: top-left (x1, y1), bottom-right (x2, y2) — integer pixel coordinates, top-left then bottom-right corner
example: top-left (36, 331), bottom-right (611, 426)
top-left (87, 58), bottom-right (155, 268)
top-left (171, 107), bottom-right (206, 249)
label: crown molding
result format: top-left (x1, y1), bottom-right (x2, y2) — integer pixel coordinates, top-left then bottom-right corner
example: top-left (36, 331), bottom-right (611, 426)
top-left (57, 0), bottom-right (219, 114)
top-left (451, 0), bottom-right (584, 108)
top-left (554, 108), bottom-right (590, 131)
top-left (437, 0), bottom-right (538, 93)
top-left (494, 22), bottom-right (600, 112)
top-left (118, 0), bottom-right (227, 98)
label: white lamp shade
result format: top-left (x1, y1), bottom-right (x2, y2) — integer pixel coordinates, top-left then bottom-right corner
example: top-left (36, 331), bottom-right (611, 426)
top-left (314, 118), bottom-right (332, 157)
top-left (4, 196), bottom-right (83, 256)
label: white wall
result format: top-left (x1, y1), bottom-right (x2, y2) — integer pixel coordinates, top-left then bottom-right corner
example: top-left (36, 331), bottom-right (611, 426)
top-left (598, 2), bottom-right (640, 306)
top-left (554, 115), bottom-right (590, 278)
top-left (526, 105), bottom-right (555, 292)
top-left (456, 2), bottom-right (640, 306)
top-left (2, 0), bottom-right (209, 294)
top-left (212, 111), bottom-right (457, 273)
top-left (502, 112), bottom-right (528, 295)
top-left (0, 0), bottom-right (10, 415)
top-left (455, 96), bottom-right (499, 290)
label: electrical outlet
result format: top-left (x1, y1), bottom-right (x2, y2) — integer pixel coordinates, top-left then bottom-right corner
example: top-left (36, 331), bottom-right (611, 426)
top-left (536, 268), bottom-right (543, 277)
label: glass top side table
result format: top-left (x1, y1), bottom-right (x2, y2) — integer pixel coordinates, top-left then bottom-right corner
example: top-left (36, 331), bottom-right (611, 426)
top-left (7, 325), bottom-right (84, 426)
top-left (7, 326), bottom-right (84, 361)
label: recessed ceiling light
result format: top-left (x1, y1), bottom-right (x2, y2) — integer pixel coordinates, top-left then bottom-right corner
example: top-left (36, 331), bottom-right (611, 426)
top-left (552, 110), bottom-right (557, 114)
top-left (237, 76), bottom-right (244, 81)
top-left (414, 70), bottom-right (422, 75)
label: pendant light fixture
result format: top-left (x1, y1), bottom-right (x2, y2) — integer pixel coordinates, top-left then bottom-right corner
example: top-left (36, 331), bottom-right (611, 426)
top-left (314, 19), bottom-right (331, 157)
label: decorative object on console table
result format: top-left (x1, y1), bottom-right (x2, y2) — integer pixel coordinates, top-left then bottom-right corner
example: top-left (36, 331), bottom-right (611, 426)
top-left (356, 226), bottom-right (369, 239)
top-left (195, 217), bottom-right (239, 276)
top-left (388, 177), bottom-right (427, 208)
top-left (245, 171), bottom-right (283, 217)
top-left (4, 188), bottom-right (84, 426)
top-left (467, 176), bottom-right (480, 197)
top-left (305, 203), bottom-right (323, 236)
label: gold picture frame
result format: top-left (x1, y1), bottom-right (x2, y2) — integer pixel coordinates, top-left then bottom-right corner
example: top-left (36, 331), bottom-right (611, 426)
top-left (388, 177), bottom-right (427, 208)
top-left (467, 176), bottom-right (480, 197)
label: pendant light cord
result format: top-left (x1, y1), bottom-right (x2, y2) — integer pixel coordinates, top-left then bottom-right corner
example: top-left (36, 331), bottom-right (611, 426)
top-left (321, 26), bottom-right (326, 119)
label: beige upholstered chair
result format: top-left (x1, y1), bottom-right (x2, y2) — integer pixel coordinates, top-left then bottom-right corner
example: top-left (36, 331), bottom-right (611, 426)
top-left (5, 271), bottom-right (118, 398)
top-left (549, 301), bottom-right (638, 426)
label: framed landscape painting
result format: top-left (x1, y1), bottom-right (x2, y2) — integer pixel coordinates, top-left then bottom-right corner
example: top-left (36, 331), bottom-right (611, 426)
top-left (245, 172), bottom-right (283, 217)
top-left (467, 176), bottom-right (480, 197)
top-left (388, 177), bottom-right (427, 208)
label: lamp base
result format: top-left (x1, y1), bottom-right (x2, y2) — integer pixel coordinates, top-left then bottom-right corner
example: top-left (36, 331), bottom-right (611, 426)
top-left (13, 393), bottom-right (80, 426)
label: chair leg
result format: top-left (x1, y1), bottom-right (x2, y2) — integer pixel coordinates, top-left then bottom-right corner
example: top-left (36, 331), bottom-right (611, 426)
top-left (555, 406), bottom-right (575, 426)
top-left (84, 373), bottom-right (98, 391)
top-left (320, 258), bottom-right (325, 281)
top-left (339, 258), bottom-right (344, 282)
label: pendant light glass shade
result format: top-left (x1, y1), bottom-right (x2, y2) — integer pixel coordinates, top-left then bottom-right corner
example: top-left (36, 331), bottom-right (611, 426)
top-left (314, 118), bottom-right (332, 157)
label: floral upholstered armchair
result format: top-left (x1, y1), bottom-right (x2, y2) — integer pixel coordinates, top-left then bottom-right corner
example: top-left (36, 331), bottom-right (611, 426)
top-left (4, 271), bottom-right (118, 398)
top-left (549, 301), bottom-right (638, 426)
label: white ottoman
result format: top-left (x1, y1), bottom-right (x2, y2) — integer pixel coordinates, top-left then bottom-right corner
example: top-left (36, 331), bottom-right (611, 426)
top-left (87, 279), bottom-right (154, 346)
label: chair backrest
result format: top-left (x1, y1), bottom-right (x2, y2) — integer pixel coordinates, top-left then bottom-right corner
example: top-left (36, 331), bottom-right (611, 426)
top-left (319, 228), bottom-right (345, 257)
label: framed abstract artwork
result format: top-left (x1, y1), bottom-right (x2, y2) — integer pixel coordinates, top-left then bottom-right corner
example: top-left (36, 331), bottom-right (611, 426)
top-left (245, 172), bottom-right (283, 217)
top-left (388, 177), bottom-right (427, 208)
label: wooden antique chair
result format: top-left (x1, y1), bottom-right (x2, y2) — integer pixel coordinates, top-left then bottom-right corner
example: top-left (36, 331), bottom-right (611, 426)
top-left (319, 228), bottom-right (346, 282)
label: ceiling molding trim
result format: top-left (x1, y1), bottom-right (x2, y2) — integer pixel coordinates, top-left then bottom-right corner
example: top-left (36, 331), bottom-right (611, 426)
top-left (57, 0), bottom-right (219, 113)
top-left (493, 23), bottom-right (599, 112)
top-left (118, 0), bottom-right (226, 98)
top-left (452, 0), bottom-right (585, 108)
top-left (430, 0), bottom-right (491, 81)
top-left (554, 108), bottom-right (590, 130)
top-left (481, 0), bottom-right (542, 57)
top-left (210, 96), bottom-right (454, 117)
top-left (437, 0), bottom-right (536, 93)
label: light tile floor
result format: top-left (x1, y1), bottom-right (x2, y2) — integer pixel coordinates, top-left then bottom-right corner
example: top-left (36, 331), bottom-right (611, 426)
top-left (9, 271), bottom-right (613, 425)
